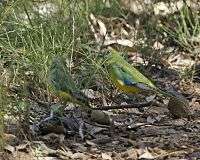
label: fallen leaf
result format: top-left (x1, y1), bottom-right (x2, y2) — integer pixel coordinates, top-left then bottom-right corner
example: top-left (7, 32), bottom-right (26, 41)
top-left (121, 148), bottom-right (138, 160)
top-left (4, 144), bottom-right (15, 154)
top-left (101, 153), bottom-right (112, 160)
top-left (154, 2), bottom-right (170, 15)
top-left (104, 39), bottom-right (133, 47)
top-left (97, 19), bottom-right (107, 36)
top-left (86, 140), bottom-right (96, 146)
top-left (3, 133), bottom-right (18, 146)
top-left (16, 142), bottom-right (30, 152)
top-left (145, 95), bottom-right (156, 102)
top-left (71, 153), bottom-right (87, 159)
top-left (153, 41), bottom-right (164, 50)
top-left (82, 89), bottom-right (101, 99)
top-left (138, 149), bottom-right (154, 159)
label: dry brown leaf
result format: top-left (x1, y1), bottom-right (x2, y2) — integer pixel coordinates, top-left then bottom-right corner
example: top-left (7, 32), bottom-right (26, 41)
top-left (82, 89), bottom-right (101, 99)
top-left (101, 153), bottom-right (112, 160)
top-left (153, 41), bottom-right (164, 50)
top-left (4, 144), bottom-right (15, 154)
top-left (97, 19), bottom-right (107, 36)
top-left (138, 148), bottom-right (154, 159)
top-left (121, 148), bottom-right (138, 160)
top-left (71, 152), bottom-right (88, 159)
top-left (103, 39), bottom-right (133, 47)
top-left (88, 13), bottom-right (135, 48)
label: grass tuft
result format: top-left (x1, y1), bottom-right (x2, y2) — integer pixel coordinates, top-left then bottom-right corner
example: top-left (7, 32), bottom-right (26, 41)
top-left (159, 4), bottom-right (200, 54)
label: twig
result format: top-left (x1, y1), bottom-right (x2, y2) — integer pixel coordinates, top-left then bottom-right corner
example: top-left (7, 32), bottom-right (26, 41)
top-left (93, 100), bottom-right (166, 110)
top-left (23, 3), bottom-right (33, 27)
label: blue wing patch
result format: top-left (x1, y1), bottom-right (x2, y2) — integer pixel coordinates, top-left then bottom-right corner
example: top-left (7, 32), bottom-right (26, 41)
top-left (118, 67), bottom-right (137, 86)
top-left (116, 65), bottom-right (152, 91)
top-left (123, 78), bottom-right (136, 86)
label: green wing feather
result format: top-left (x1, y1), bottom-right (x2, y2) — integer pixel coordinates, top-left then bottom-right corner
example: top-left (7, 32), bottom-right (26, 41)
top-left (109, 64), bottom-right (133, 84)
top-left (49, 57), bottom-right (77, 93)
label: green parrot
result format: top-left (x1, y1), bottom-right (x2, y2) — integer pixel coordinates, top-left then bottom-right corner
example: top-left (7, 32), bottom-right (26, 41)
top-left (49, 56), bottom-right (89, 106)
top-left (105, 49), bottom-right (191, 118)
top-left (105, 49), bottom-right (173, 97)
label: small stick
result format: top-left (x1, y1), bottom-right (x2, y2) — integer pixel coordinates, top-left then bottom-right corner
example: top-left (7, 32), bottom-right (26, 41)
top-left (93, 101), bottom-right (165, 110)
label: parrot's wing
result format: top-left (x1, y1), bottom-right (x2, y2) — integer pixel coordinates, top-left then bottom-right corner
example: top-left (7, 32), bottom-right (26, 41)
top-left (112, 64), bottom-right (154, 91)
top-left (49, 57), bottom-right (77, 93)
top-left (111, 64), bottom-right (136, 85)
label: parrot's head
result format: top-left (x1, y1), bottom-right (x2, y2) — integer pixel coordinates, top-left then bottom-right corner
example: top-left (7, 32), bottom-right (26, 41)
top-left (104, 49), bottom-right (125, 66)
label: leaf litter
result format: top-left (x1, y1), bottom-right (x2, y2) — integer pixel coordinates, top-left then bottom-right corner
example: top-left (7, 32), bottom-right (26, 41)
top-left (2, 2), bottom-right (200, 160)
